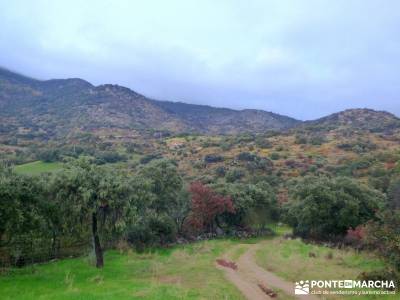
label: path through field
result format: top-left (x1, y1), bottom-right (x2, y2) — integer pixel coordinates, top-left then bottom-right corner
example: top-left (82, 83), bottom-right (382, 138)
top-left (216, 243), bottom-right (319, 300)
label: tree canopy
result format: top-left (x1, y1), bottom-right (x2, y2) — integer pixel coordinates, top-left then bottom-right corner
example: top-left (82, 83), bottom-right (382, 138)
top-left (284, 176), bottom-right (385, 239)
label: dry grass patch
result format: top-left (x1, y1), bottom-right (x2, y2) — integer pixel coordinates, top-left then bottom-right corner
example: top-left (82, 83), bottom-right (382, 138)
top-left (256, 238), bottom-right (385, 282)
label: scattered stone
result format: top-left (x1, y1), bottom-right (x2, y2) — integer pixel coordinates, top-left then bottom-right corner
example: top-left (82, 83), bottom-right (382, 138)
top-left (258, 283), bottom-right (277, 298)
top-left (325, 251), bottom-right (333, 260)
top-left (216, 259), bottom-right (238, 270)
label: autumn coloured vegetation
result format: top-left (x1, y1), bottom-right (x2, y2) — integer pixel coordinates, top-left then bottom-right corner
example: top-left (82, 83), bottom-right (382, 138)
top-left (1, 69), bottom-right (400, 298)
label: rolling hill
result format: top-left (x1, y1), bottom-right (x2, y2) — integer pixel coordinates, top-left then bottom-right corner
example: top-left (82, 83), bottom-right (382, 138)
top-left (1, 67), bottom-right (400, 145)
top-left (0, 68), bottom-right (300, 140)
top-left (302, 108), bottom-right (400, 134)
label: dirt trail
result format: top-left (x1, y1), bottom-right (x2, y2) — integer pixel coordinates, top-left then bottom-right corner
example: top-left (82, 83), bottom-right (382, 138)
top-left (216, 243), bottom-right (319, 300)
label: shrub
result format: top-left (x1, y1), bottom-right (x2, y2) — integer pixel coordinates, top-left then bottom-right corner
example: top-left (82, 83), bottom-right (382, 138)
top-left (246, 158), bottom-right (273, 172)
top-left (388, 177), bottom-right (400, 209)
top-left (344, 225), bottom-right (366, 248)
top-left (235, 134), bottom-right (255, 143)
top-left (364, 211), bottom-right (400, 270)
top-left (337, 140), bottom-right (377, 153)
top-left (225, 168), bottom-right (245, 183)
top-left (285, 160), bottom-right (302, 169)
top-left (216, 182), bottom-right (279, 229)
top-left (140, 153), bottom-right (162, 164)
top-left (127, 214), bottom-right (177, 250)
top-left (124, 142), bottom-right (138, 154)
top-left (37, 148), bottom-right (60, 162)
top-left (220, 142), bottom-right (232, 151)
top-left (255, 138), bottom-right (272, 149)
top-left (294, 135), bottom-right (308, 144)
top-left (94, 151), bottom-right (127, 164)
top-left (284, 176), bottom-right (385, 240)
top-left (358, 270), bottom-right (399, 290)
top-left (237, 152), bottom-right (257, 161)
top-left (309, 135), bottom-right (326, 145)
top-left (204, 154), bottom-right (224, 163)
top-left (184, 182), bottom-right (235, 235)
top-left (269, 152), bottom-right (280, 160)
top-left (215, 166), bottom-right (226, 177)
top-left (139, 159), bottom-right (183, 213)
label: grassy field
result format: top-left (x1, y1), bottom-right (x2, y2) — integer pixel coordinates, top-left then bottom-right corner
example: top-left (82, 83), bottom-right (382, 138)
top-left (256, 238), bottom-right (386, 282)
top-left (14, 161), bottom-right (63, 175)
top-left (0, 240), bottom-right (244, 300)
top-left (0, 233), bottom-right (395, 299)
top-left (256, 238), bottom-right (397, 299)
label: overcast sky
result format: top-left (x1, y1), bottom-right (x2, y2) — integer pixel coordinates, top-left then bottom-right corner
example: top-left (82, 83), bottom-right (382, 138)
top-left (1, 0), bottom-right (399, 120)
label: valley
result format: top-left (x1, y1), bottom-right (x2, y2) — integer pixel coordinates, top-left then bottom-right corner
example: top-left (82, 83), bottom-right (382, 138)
top-left (2, 1), bottom-right (400, 299)
top-left (1, 69), bottom-right (400, 299)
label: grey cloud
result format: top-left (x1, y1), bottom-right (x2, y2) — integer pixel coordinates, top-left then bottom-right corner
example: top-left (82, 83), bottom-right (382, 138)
top-left (0, 0), bottom-right (399, 120)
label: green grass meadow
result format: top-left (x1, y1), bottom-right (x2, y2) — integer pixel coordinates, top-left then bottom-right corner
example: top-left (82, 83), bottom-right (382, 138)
top-left (0, 221), bottom-right (396, 300)
top-left (14, 161), bottom-right (63, 175)
top-left (1, 236), bottom-right (396, 299)
top-left (0, 240), bottom-right (244, 300)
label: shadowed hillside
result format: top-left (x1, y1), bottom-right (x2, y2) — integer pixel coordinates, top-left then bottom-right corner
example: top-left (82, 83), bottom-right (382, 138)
top-left (0, 68), bottom-right (300, 139)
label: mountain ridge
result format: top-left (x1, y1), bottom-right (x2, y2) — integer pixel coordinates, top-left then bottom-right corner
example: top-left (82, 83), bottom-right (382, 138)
top-left (0, 68), bottom-right (300, 137)
top-left (1, 68), bottom-right (399, 140)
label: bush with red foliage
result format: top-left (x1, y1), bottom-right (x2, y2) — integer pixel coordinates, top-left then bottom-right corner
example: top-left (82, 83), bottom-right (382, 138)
top-left (184, 182), bottom-right (235, 235)
top-left (385, 161), bottom-right (396, 170)
top-left (344, 225), bottom-right (366, 247)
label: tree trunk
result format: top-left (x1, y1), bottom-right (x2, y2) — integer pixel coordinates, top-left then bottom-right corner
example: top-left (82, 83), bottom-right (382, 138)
top-left (92, 212), bottom-right (104, 268)
top-left (51, 230), bottom-right (57, 259)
